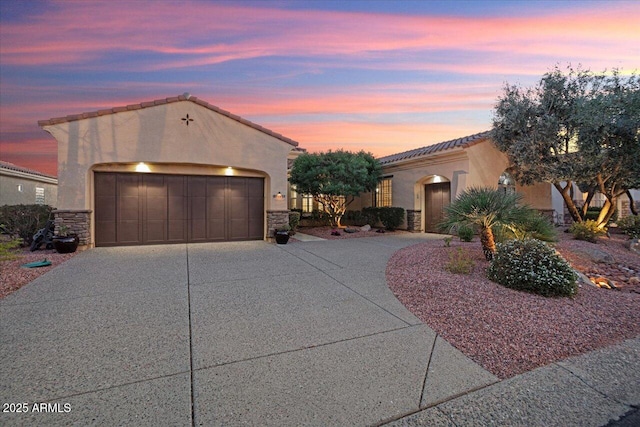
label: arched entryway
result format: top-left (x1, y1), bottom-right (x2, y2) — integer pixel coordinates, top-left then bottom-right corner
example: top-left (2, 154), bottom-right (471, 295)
top-left (424, 176), bottom-right (450, 232)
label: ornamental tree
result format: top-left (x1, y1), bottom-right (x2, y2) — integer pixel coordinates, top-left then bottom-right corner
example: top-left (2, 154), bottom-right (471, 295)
top-left (492, 65), bottom-right (640, 228)
top-left (289, 150), bottom-right (381, 227)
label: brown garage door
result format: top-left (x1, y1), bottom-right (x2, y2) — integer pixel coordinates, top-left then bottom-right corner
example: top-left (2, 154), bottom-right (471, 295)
top-left (94, 173), bottom-right (264, 247)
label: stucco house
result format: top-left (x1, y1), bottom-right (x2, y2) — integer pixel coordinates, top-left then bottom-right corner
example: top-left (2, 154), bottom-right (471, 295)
top-left (38, 94), bottom-right (299, 247)
top-left (289, 132), bottom-right (562, 231)
top-left (0, 161), bottom-right (58, 207)
top-left (40, 94), bottom-right (636, 248)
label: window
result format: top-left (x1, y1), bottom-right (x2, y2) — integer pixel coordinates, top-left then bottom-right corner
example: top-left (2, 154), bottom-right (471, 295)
top-left (302, 194), bottom-right (314, 213)
top-left (35, 187), bottom-right (45, 204)
top-left (374, 178), bottom-right (392, 207)
top-left (498, 172), bottom-right (516, 195)
top-left (289, 185), bottom-right (298, 210)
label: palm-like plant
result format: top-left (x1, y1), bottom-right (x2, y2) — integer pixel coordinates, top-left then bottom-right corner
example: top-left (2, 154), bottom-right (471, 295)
top-left (439, 187), bottom-right (531, 260)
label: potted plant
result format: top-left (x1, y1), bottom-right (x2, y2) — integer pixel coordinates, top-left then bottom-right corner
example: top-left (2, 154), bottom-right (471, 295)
top-left (52, 225), bottom-right (79, 253)
top-left (274, 225), bottom-right (291, 245)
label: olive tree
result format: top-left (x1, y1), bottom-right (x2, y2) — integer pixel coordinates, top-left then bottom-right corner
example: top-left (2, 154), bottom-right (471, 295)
top-left (289, 150), bottom-right (381, 227)
top-left (493, 65), bottom-right (640, 228)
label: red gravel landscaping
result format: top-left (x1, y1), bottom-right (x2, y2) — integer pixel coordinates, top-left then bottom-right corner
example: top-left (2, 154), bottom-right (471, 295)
top-left (0, 248), bottom-right (78, 299)
top-left (297, 226), bottom-right (408, 240)
top-left (386, 233), bottom-right (640, 379)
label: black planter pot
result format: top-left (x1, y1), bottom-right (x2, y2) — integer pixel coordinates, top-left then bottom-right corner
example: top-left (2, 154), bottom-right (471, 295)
top-left (274, 231), bottom-right (290, 245)
top-left (53, 235), bottom-right (79, 253)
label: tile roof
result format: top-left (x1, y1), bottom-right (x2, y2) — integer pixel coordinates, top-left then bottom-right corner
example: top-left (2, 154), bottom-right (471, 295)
top-left (38, 94), bottom-right (299, 147)
top-left (378, 131), bottom-right (492, 165)
top-left (0, 160), bottom-right (57, 180)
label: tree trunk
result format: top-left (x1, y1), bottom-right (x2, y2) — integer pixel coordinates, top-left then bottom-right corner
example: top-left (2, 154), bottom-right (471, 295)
top-left (581, 188), bottom-right (596, 218)
top-left (480, 226), bottom-right (496, 261)
top-left (596, 199), bottom-right (614, 228)
top-left (553, 181), bottom-right (583, 223)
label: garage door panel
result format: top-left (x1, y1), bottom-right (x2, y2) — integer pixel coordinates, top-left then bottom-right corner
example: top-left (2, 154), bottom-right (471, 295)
top-left (117, 221), bottom-right (140, 243)
top-left (145, 221), bottom-right (166, 243)
top-left (95, 173), bottom-right (264, 246)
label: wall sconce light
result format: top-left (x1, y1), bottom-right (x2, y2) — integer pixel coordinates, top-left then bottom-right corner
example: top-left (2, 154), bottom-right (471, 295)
top-left (135, 162), bottom-right (151, 173)
top-left (273, 192), bottom-right (286, 200)
top-left (225, 166), bottom-right (234, 176)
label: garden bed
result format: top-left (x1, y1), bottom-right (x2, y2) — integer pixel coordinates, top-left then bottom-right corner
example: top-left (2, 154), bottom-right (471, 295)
top-left (386, 232), bottom-right (640, 379)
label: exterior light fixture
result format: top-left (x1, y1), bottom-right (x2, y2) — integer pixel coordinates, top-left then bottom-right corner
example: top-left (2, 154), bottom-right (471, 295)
top-left (135, 162), bottom-right (151, 173)
top-left (225, 166), bottom-right (233, 176)
top-left (273, 192), bottom-right (286, 200)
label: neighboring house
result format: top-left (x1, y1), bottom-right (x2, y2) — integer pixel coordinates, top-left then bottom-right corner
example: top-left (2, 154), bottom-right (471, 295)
top-left (0, 161), bottom-right (57, 207)
top-left (38, 94), bottom-right (299, 248)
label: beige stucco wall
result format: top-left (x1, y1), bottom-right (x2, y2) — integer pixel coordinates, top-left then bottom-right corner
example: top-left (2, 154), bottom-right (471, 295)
top-left (0, 172), bottom-right (57, 207)
top-left (366, 138), bottom-right (556, 231)
top-left (41, 100), bottom-right (295, 243)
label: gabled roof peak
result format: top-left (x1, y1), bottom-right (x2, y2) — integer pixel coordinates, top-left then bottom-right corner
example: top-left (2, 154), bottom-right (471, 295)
top-left (38, 94), bottom-right (299, 147)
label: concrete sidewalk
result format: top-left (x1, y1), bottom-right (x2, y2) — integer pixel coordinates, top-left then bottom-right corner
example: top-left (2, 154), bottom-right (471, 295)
top-left (0, 235), bottom-right (637, 426)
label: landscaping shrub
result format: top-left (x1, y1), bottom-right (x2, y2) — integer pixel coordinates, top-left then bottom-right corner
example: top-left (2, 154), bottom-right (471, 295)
top-left (617, 215), bottom-right (640, 239)
top-left (445, 247), bottom-right (475, 274)
top-left (584, 206), bottom-right (617, 223)
top-left (487, 239), bottom-right (578, 297)
top-left (343, 210), bottom-right (374, 226)
top-left (457, 225), bottom-right (474, 242)
top-left (505, 210), bottom-right (557, 242)
top-left (310, 209), bottom-right (331, 226)
top-left (377, 207), bottom-right (404, 230)
top-left (362, 207), bottom-right (380, 226)
top-left (288, 211), bottom-right (301, 235)
top-left (0, 239), bottom-right (22, 261)
top-left (569, 220), bottom-right (607, 243)
top-left (0, 204), bottom-right (53, 245)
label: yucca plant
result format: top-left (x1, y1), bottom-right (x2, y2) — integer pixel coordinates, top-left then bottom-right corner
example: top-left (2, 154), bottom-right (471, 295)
top-left (439, 187), bottom-right (532, 260)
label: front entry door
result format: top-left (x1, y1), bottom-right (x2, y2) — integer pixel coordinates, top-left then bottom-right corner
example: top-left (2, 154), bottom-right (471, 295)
top-left (424, 182), bottom-right (450, 232)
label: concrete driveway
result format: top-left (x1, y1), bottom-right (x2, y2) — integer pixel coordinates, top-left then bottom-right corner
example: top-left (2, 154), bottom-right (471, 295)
top-left (0, 234), bottom-right (501, 426)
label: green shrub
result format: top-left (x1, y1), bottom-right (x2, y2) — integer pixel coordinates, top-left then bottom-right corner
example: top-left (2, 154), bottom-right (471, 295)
top-left (362, 207), bottom-right (380, 226)
top-left (0, 239), bottom-right (22, 261)
top-left (584, 206), bottom-right (617, 223)
top-left (0, 204), bottom-right (53, 245)
top-left (377, 207), bottom-right (405, 230)
top-left (310, 209), bottom-right (331, 225)
top-left (445, 247), bottom-right (475, 274)
top-left (505, 210), bottom-right (557, 242)
top-left (487, 239), bottom-right (578, 297)
top-left (569, 220), bottom-right (607, 243)
top-left (457, 225), bottom-right (474, 242)
top-left (288, 211), bottom-right (301, 234)
top-left (443, 236), bottom-right (452, 247)
top-left (617, 215), bottom-right (640, 239)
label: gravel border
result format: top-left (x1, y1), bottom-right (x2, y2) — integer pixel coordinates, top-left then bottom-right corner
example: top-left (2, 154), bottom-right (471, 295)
top-left (386, 235), bottom-right (640, 379)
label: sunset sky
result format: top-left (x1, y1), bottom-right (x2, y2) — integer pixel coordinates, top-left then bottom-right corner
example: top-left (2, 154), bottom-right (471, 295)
top-left (1, 0), bottom-right (639, 176)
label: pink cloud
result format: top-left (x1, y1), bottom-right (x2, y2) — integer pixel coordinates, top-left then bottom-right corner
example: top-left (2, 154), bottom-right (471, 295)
top-left (1, 1), bottom-right (638, 74)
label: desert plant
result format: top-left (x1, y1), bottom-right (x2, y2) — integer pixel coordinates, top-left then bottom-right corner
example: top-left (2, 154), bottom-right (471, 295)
top-left (0, 239), bottom-right (22, 261)
top-left (445, 247), bottom-right (475, 274)
top-left (505, 210), bottom-right (557, 242)
top-left (617, 215), bottom-right (640, 239)
top-left (487, 239), bottom-right (578, 297)
top-left (0, 204), bottom-right (53, 245)
top-left (377, 207), bottom-right (405, 230)
top-left (457, 225), bottom-right (474, 242)
top-left (288, 211), bottom-right (301, 234)
top-left (443, 236), bottom-right (452, 247)
top-left (439, 187), bottom-right (532, 260)
top-left (569, 220), bottom-right (607, 243)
